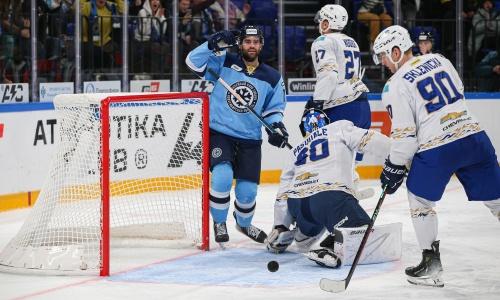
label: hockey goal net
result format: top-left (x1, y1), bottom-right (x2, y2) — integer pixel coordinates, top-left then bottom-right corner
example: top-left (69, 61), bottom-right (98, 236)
top-left (0, 92), bottom-right (210, 276)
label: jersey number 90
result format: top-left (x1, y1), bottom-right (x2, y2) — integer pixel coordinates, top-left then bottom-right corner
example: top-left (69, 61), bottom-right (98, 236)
top-left (417, 71), bottom-right (463, 113)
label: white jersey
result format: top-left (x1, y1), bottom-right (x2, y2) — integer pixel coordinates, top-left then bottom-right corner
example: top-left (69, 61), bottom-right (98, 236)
top-left (382, 53), bottom-right (482, 166)
top-left (276, 120), bottom-right (390, 201)
top-left (273, 121), bottom-right (390, 227)
top-left (311, 33), bottom-right (369, 109)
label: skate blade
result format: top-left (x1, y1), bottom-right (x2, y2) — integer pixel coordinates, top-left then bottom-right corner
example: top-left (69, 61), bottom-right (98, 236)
top-left (217, 242), bottom-right (228, 250)
top-left (407, 274), bottom-right (444, 287)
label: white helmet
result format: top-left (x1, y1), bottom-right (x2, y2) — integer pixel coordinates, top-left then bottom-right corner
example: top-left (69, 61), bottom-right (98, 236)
top-left (372, 25), bottom-right (413, 66)
top-left (315, 4), bottom-right (348, 33)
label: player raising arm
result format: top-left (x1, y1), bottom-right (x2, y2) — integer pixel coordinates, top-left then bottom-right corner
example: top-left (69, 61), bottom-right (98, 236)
top-left (265, 109), bottom-right (398, 268)
top-left (308, 4), bottom-right (371, 198)
top-left (185, 26), bottom-right (288, 247)
top-left (373, 25), bottom-right (500, 287)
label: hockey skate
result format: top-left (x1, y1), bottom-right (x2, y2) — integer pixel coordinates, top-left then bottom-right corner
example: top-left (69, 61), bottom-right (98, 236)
top-left (405, 240), bottom-right (444, 287)
top-left (213, 221), bottom-right (229, 247)
top-left (233, 212), bottom-right (267, 243)
top-left (306, 248), bottom-right (341, 268)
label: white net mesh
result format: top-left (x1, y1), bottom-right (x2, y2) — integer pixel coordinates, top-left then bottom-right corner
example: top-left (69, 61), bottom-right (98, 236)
top-left (0, 93), bottom-right (208, 275)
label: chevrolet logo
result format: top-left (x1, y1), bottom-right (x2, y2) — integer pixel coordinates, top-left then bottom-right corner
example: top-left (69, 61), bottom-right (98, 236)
top-left (295, 172), bottom-right (318, 181)
top-left (440, 111), bottom-right (467, 124)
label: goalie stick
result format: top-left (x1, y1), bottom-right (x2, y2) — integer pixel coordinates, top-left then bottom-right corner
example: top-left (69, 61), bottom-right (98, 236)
top-left (319, 186), bottom-right (388, 293)
top-left (207, 68), bottom-right (293, 150)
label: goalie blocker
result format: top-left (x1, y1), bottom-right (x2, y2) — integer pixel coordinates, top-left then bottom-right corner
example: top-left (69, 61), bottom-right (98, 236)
top-left (333, 222), bottom-right (402, 265)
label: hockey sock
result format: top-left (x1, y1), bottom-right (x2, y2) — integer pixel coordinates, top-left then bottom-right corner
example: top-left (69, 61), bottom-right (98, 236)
top-left (408, 191), bottom-right (438, 250)
top-left (210, 162), bottom-right (233, 224)
top-left (234, 180), bottom-right (257, 227)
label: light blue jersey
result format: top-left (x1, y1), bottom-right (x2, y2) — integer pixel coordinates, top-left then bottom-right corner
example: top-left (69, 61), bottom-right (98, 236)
top-left (186, 42), bottom-right (286, 140)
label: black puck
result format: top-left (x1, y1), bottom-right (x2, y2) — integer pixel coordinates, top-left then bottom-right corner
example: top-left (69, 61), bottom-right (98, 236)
top-left (267, 260), bottom-right (279, 272)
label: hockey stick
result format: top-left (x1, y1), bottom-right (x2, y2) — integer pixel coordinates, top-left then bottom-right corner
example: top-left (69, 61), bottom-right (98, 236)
top-left (207, 68), bottom-right (292, 149)
top-left (319, 186), bottom-right (388, 293)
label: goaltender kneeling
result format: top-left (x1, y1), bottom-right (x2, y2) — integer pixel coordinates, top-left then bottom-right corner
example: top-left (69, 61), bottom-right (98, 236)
top-left (265, 108), bottom-right (401, 267)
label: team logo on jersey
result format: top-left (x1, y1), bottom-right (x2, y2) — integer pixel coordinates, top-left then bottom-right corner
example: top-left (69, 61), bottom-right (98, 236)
top-left (212, 147), bottom-right (222, 158)
top-left (226, 81), bottom-right (258, 113)
top-left (295, 172), bottom-right (318, 181)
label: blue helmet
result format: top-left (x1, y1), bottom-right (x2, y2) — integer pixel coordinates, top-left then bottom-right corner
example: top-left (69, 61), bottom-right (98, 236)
top-left (301, 108), bottom-right (330, 136)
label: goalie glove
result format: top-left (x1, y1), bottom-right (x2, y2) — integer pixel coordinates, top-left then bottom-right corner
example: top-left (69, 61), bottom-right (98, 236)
top-left (265, 225), bottom-right (296, 254)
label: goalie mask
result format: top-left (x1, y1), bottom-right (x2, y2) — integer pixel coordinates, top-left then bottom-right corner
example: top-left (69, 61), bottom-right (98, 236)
top-left (301, 108), bottom-right (330, 137)
top-left (314, 4), bottom-right (348, 33)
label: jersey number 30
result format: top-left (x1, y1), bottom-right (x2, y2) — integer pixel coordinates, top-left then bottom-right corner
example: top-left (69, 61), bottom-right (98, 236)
top-left (417, 71), bottom-right (463, 113)
top-left (295, 139), bottom-right (330, 166)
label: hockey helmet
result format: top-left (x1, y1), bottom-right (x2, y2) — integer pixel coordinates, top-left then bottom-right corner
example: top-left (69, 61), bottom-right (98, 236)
top-left (238, 25), bottom-right (264, 46)
top-left (301, 108), bottom-right (330, 137)
top-left (417, 30), bottom-right (434, 43)
top-left (314, 4), bottom-right (348, 32)
top-left (372, 25), bottom-right (413, 65)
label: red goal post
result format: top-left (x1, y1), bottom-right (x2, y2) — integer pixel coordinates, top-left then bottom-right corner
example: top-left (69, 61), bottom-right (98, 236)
top-left (0, 92), bottom-right (210, 276)
top-left (100, 93), bottom-right (210, 276)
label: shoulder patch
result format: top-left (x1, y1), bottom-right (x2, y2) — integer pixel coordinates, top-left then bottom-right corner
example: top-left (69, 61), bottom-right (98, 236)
top-left (315, 36), bottom-right (326, 42)
top-left (382, 84), bottom-right (389, 93)
top-left (231, 64), bottom-right (243, 72)
top-left (410, 58), bottom-right (421, 66)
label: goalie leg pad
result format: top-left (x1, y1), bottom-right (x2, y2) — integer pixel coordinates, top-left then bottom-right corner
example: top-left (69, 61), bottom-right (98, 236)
top-left (334, 222), bottom-right (402, 265)
top-left (306, 248), bottom-right (341, 269)
top-left (294, 227), bottom-right (325, 253)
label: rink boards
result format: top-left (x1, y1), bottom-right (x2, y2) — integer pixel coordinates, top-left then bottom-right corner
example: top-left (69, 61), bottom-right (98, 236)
top-left (0, 93), bottom-right (499, 211)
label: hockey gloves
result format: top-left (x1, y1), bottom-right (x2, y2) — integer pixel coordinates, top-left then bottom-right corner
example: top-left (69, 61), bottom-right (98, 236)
top-left (267, 122), bottom-right (289, 148)
top-left (265, 225), bottom-right (296, 253)
top-left (380, 158), bottom-right (407, 194)
top-left (207, 30), bottom-right (237, 51)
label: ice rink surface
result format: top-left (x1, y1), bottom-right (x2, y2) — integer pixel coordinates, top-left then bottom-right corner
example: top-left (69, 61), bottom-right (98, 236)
top-left (0, 179), bottom-right (499, 300)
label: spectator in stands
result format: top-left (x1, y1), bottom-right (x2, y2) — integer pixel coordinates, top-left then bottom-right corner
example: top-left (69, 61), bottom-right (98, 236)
top-left (76, 0), bottom-right (125, 72)
top-left (402, 0), bottom-right (419, 28)
top-left (191, 0), bottom-right (216, 44)
top-left (179, 0), bottom-right (195, 52)
top-left (130, 0), bottom-right (145, 16)
top-left (135, 0), bottom-right (167, 42)
top-left (2, 47), bottom-right (30, 84)
top-left (475, 49), bottom-right (500, 91)
top-left (468, 0), bottom-right (500, 60)
top-left (133, 0), bottom-right (168, 75)
top-left (416, 30), bottom-right (435, 55)
top-left (210, 0), bottom-right (251, 30)
top-left (463, 0), bottom-right (478, 58)
top-left (357, 0), bottom-right (392, 46)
